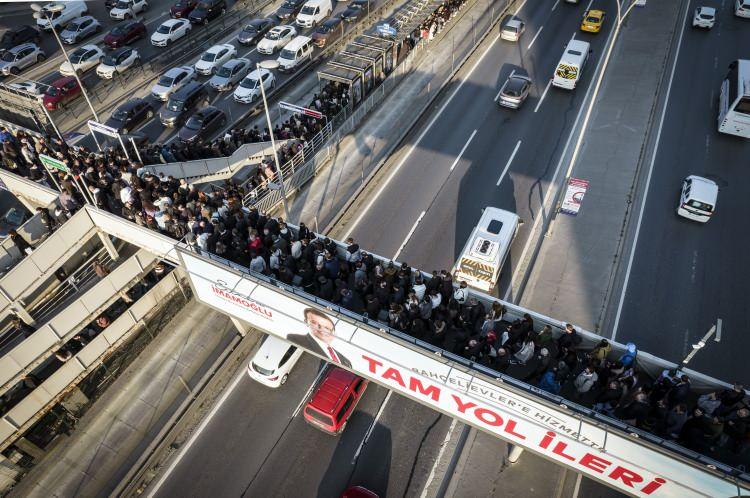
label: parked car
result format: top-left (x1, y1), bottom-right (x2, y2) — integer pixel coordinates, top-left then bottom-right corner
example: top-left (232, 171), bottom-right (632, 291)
top-left (151, 65), bottom-right (196, 101)
top-left (208, 57), bottom-right (251, 91)
top-left (257, 25), bottom-right (297, 54)
top-left (170, 0), bottom-right (198, 18)
top-left (339, 0), bottom-right (371, 23)
top-left (42, 76), bottom-right (81, 110)
top-left (104, 20), bottom-right (147, 48)
top-left (233, 67), bottom-right (275, 103)
top-left (246, 335), bottom-right (304, 387)
top-left (159, 80), bottom-right (208, 126)
top-left (500, 17), bottom-right (524, 42)
top-left (0, 26), bottom-right (41, 51)
top-left (276, 0), bottom-right (306, 21)
top-left (105, 98), bottom-right (154, 134)
top-left (59, 15), bottom-right (102, 44)
top-left (59, 44), bottom-right (104, 76)
top-left (35, 1), bottom-right (88, 32)
top-left (188, 0), bottom-right (226, 24)
top-left (311, 17), bottom-right (342, 47)
top-left (692, 6), bottom-right (716, 28)
top-left (178, 105), bottom-right (226, 142)
top-left (237, 18), bottom-right (277, 45)
top-left (194, 43), bottom-right (236, 75)
top-left (151, 18), bottom-right (192, 47)
top-left (0, 43), bottom-right (45, 76)
top-left (497, 72), bottom-right (531, 109)
top-left (303, 366), bottom-right (367, 435)
top-left (110, 0), bottom-right (149, 20)
top-left (97, 47), bottom-right (140, 79)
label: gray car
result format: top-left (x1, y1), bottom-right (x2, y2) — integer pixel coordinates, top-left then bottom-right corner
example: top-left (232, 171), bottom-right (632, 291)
top-left (208, 57), bottom-right (251, 91)
top-left (0, 43), bottom-right (45, 76)
top-left (60, 16), bottom-right (102, 45)
top-left (497, 73), bottom-right (531, 109)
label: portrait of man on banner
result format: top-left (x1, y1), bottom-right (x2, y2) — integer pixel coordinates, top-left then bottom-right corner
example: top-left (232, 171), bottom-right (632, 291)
top-left (286, 307), bottom-right (352, 368)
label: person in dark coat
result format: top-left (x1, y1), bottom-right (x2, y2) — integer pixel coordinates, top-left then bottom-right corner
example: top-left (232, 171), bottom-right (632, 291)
top-left (9, 230), bottom-right (30, 254)
top-left (666, 375), bottom-right (691, 408)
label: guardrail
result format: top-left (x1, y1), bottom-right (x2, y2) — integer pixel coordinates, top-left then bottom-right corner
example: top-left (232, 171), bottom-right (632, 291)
top-left (0, 269), bottom-right (185, 454)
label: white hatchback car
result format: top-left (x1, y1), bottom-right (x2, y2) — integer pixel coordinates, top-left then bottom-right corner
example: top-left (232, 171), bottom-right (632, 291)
top-left (677, 175), bottom-right (718, 223)
top-left (195, 43), bottom-right (237, 75)
top-left (247, 334), bottom-right (304, 387)
top-left (257, 25), bottom-right (298, 54)
top-left (500, 18), bottom-right (525, 41)
top-left (110, 0), bottom-right (148, 20)
top-left (97, 47), bottom-right (140, 79)
top-left (693, 6), bottom-right (716, 28)
top-left (233, 68), bottom-right (275, 103)
top-left (151, 18), bottom-right (192, 47)
top-left (60, 44), bottom-right (104, 76)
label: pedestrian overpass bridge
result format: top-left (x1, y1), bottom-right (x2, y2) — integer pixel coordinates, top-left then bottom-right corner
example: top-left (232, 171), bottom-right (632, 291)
top-left (2, 170), bottom-right (749, 498)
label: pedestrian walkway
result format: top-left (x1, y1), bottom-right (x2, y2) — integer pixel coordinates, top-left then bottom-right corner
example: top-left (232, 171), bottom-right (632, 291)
top-left (519, 0), bottom-right (682, 333)
top-left (8, 301), bottom-right (237, 498)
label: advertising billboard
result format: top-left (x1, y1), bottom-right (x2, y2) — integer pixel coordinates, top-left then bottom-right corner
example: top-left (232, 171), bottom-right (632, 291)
top-left (178, 249), bottom-right (747, 498)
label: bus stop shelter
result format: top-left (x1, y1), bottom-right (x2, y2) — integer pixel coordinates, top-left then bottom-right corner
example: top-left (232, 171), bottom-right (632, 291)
top-left (330, 55), bottom-right (375, 95)
top-left (342, 45), bottom-right (386, 82)
top-left (351, 35), bottom-right (395, 75)
top-left (317, 63), bottom-right (364, 107)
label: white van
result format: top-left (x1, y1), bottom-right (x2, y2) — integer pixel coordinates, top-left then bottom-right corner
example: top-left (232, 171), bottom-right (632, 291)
top-left (452, 207), bottom-right (520, 293)
top-left (677, 175), bottom-right (718, 223)
top-left (277, 35), bottom-right (313, 72)
top-left (552, 39), bottom-right (590, 90)
top-left (736, 0), bottom-right (750, 17)
top-left (247, 334), bottom-right (304, 387)
top-left (35, 1), bottom-right (88, 31)
top-left (296, 0), bottom-right (332, 28)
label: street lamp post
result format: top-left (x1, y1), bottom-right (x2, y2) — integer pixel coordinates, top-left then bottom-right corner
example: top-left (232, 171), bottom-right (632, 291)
top-left (31, 3), bottom-right (103, 150)
top-left (257, 60), bottom-right (291, 222)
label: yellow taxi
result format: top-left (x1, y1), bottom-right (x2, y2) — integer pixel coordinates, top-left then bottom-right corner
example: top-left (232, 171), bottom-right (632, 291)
top-left (580, 9), bottom-right (605, 33)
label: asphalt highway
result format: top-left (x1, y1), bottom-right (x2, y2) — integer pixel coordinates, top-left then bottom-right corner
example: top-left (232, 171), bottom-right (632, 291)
top-left (0, 0), bottom-right (385, 147)
top-left (342, 0), bottom-right (618, 301)
top-left (148, 344), bottom-right (453, 497)
top-left (609, 0), bottom-right (750, 384)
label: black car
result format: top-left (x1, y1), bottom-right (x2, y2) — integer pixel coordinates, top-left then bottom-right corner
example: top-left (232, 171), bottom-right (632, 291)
top-left (105, 98), bottom-right (155, 134)
top-left (105, 0), bottom-right (119, 9)
top-left (340, 0), bottom-right (371, 22)
top-left (178, 106), bottom-right (226, 142)
top-left (188, 0), bottom-right (226, 24)
top-left (160, 81), bottom-right (209, 127)
top-left (237, 18), bottom-right (277, 45)
top-left (275, 0), bottom-right (305, 20)
top-left (0, 26), bottom-right (40, 51)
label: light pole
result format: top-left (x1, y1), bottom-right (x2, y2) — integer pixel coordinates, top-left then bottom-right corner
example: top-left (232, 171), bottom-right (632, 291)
top-left (31, 3), bottom-right (103, 150)
top-left (257, 60), bottom-right (291, 222)
top-left (548, 0), bottom-right (640, 231)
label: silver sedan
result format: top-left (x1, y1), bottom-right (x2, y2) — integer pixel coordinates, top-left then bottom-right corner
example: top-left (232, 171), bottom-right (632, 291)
top-left (497, 73), bottom-right (531, 109)
top-left (208, 57), bottom-right (251, 91)
top-left (60, 16), bottom-right (102, 44)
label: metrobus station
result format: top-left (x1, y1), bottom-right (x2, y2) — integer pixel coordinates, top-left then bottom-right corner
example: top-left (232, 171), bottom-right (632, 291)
top-left (0, 170), bottom-right (748, 498)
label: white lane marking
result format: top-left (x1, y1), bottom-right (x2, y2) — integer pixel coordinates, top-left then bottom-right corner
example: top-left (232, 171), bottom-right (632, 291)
top-left (393, 210), bottom-right (426, 260)
top-left (513, 0), bottom-right (530, 15)
top-left (534, 79), bottom-right (552, 113)
top-left (497, 140), bottom-right (522, 186)
top-left (342, 34), bottom-right (502, 240)
top-left (241, 48), bottom-right (258, 58)
top-left (146, 369), bottom-right (246, 497)
top-left (527, 26), bottom-right (543, 50)
top-left (502, 2), bottom-right (621, 303)
top-left (551, 0), bottom-right (561, 12)
top-left (352, 390), bottom-right (392, 463)
top-left (449, 129), bottom-right (477, 171)
top-left (494, 70), bottom-right (515, 101)
top-left (291, 363), bottom-right (329, 418)
top-left (611, 0), bottom-right (691, 340)
top-left (419, 419), bottom-right (459, 498)
top-left (585, 0), bottom-right (594, 11)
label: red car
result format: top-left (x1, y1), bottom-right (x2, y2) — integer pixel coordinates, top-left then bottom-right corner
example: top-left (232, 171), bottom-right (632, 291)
top-left (104, 20), bottom-right (147, 49)
top-left (170, 0), bottom-right (198, 18)
top-left (43, 77), bottom-right (81, 111)
top-left (303, 366), bottom-right (367, 435)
